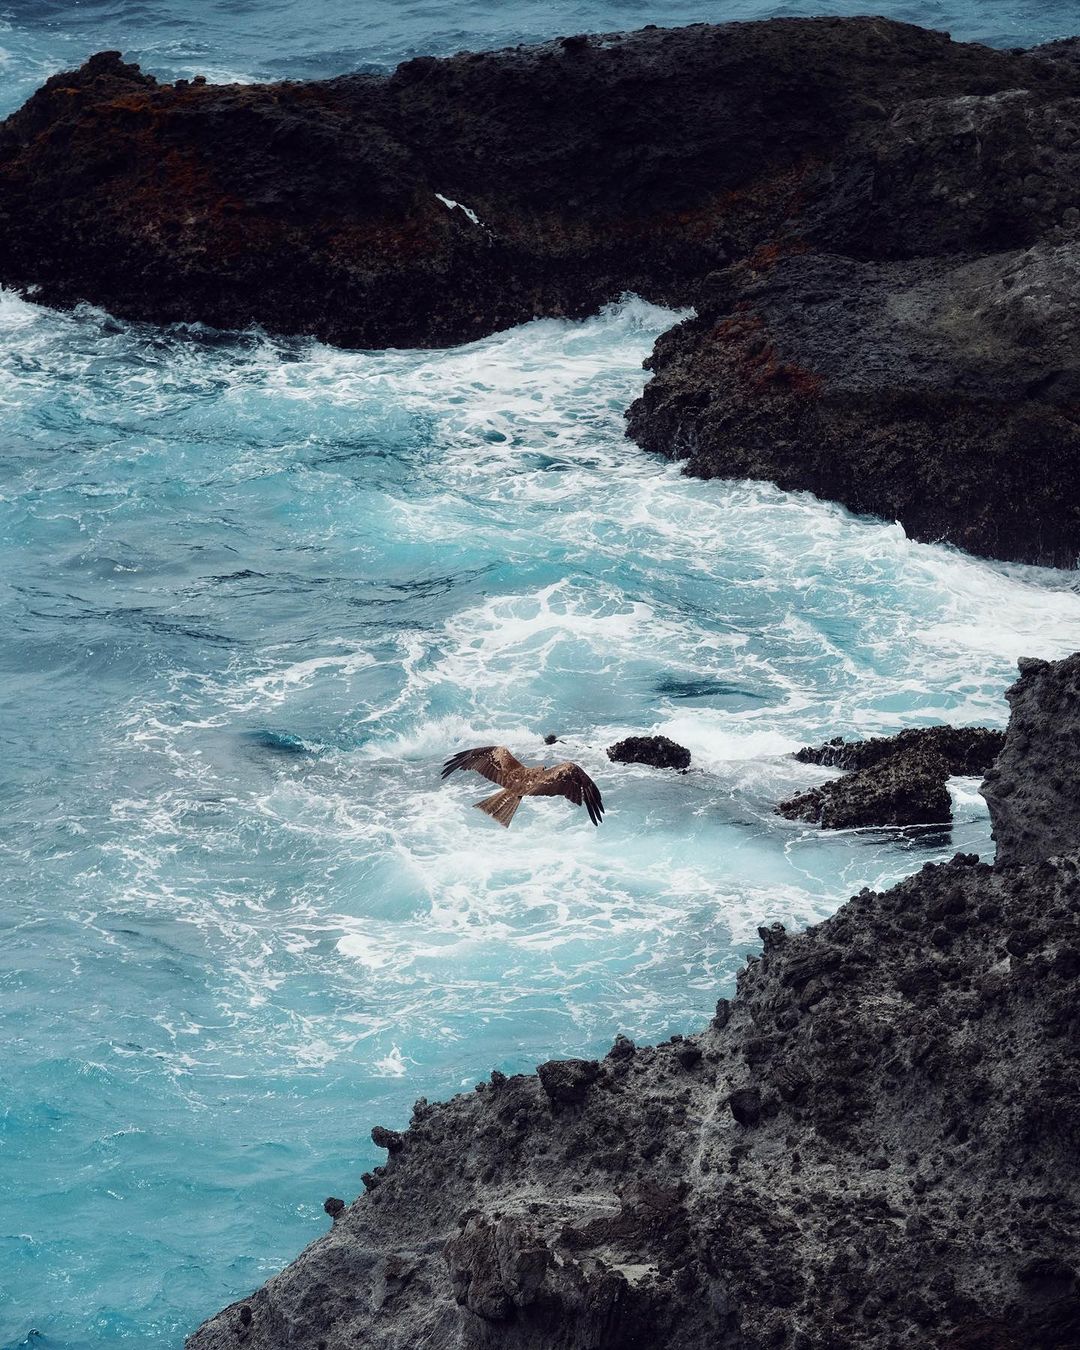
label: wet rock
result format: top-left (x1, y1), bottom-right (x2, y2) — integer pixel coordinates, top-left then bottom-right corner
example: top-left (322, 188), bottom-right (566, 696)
top-left (7, 21), bottom-right (1080, 565)
top-left (0, 21), bottom-right (1069, 352)
top-left (776, 724), bottom-right (1004, 829)
top-left (778, 745), bottom-right (952, 829)
top-left (982, 652), bottom-right (1080, 866)
top-left (7, 20), bottom-right (1080, 565)
top-left (796, 726), bottom-right (1004, 775)
top-left (536, 1058), bottom-right (600, 1106)
top-left (627, 243), bottom-right (1080, 566)
top-left (606, 735), bottom-right (691, 770)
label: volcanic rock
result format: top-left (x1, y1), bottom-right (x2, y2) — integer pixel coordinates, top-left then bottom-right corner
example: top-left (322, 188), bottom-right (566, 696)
top-left (982, 653), bottom-right (1080, 866)
top-left (536, 1058), bottom-right (601, 1106)
top-left (5, 20), bottom-right (1080, 563)
top-left (626, 244), bottom-right (1080, 566)
top-left (0, 21), bottom-right (1070, 350)
top-left (606, 735), bottom-right (691, 770)
top-left (778, 746), bottom-right (953, 829)
top-left (777, 725), bottom-right (1005, 829)
top-left (796, 726), bottom-right (1004, 775)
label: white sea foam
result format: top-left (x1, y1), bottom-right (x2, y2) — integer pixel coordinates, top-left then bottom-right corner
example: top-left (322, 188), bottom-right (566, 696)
top-left (6, 290), bottom-right (1077, 1151)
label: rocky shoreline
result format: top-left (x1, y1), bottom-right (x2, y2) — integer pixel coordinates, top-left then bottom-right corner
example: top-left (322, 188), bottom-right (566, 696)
top-left (187, 654), bottom-right (1080, 1349)
top-left (5, 18), bottom-right (1078, 1347)
top-left (2, 19), bottom-right (1080, 561)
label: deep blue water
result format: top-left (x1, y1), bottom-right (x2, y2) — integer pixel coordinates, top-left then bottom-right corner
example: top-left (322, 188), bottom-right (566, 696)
top-left (3, 3), bottom-right (1080, 1348)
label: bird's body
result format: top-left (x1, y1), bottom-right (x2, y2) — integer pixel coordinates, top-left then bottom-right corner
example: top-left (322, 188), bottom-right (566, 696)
top-left (441, 745), bottom-right (604, 828)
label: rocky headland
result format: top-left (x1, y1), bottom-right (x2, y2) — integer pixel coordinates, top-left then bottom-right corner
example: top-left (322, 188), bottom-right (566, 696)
top-left (3, 18), bottom-right (1080, 561)
top-left (187, 653), bottom-right (1080, 1349)
top-left (777, 726), bottom-right (1005, 829)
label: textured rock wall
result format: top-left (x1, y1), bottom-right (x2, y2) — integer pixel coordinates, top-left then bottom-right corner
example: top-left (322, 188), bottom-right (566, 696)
top-left (983, 654), bottom-right (1080, 866)
top-left (0, 22), bottom-right (1071, 348)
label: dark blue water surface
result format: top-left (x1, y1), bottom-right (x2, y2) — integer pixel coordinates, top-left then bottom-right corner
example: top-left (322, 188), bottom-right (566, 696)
top-left (2, 3), bottom-right (1080, 1347)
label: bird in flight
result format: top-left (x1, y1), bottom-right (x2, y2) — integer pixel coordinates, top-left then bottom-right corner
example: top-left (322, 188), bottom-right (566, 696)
top-left (441, 745), bottom-right (605, 829)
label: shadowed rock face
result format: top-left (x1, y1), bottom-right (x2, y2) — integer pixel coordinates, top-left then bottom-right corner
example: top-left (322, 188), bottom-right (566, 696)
top-left (4, 21), bottom-right (1080, 562)
top-left (186, 656), bottom-right (1080, 1349)
top-left (983, 653), bottom-right (1080, 866)
top-left (625, 244), bottom-right (1080, 566)
top-left (778, 745), bottom-right (954, 829)
top-left (0, 22), bottom-right (1072, 350)
top-left (795, 728), bottom-right (1006, 776)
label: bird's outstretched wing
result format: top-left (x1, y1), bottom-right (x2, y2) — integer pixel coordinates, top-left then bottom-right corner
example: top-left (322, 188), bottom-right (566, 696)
top-left (441, 745), bottom-right (526, 786)
top-left (526, 761), bottom-right (605, 826)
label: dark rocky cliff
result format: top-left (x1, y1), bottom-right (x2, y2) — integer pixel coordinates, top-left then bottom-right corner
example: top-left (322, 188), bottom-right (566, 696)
top-left (0, 22), bottom-right (1067, 349)
top-left (186, 655), bottom-right (1080, 1349)
top-left (3, 21), bottom-right (1080, 562)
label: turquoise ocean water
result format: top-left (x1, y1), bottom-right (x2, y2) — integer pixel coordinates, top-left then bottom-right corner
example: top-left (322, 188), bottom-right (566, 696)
top-left (2, 3), bottom-right (1080, 1345)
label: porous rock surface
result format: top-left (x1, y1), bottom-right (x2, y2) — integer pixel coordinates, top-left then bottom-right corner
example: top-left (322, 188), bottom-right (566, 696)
top-left (187, 657), bottom-right (1080, 1348)
top-left (777, 726), bottom-right (1004, 829)
top-left (777, 745), bottom-right (953, 830)
top-left (4, 20), bottom-right (1080, 561)
top-left (607, 735), bottom-right (692, 770)
top-left (983, 653), bottom-right (1080, 867)
top-left (0, 21), bottom-right (1067, 349)
top-left (625, 243), bottom-right (1080, 566)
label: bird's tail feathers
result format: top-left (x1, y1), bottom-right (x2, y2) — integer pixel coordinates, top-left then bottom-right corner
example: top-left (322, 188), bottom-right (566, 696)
top-left (474, 790), bottom-right (522, 829)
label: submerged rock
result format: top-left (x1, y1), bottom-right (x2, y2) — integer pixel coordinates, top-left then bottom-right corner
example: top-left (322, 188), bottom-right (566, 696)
top-left (186, 653), bottom-right (1080, 1350)
top-left (777, 725), bottom-right (1005, 829)
top-left (606, 734), bottom-right (691, 770)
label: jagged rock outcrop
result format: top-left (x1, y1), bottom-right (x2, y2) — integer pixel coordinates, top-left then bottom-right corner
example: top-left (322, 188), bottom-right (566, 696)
top-left (4, 20), bottom-right (1080, 562)
top-left (778, 745), bottom-right (953, 829)
top-left (607, 735), bottom-right (691, 771)
top-left (0, 23), bottom-right (1066, 348)
top-left (625, 243), bottom-right (1080, 566)
top-left (983, 653), bottom-right (1080, 867)
top-left (187, 657), bottom-right (1080, 1348)
top-left (795, 727), bottom-right (1005, 775)
top-left (777, 726), bottom-right (1004, 829)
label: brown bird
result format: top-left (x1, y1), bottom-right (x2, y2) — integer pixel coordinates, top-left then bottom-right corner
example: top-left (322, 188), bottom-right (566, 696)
top-left (441, 745), bottom-right (605, 829)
